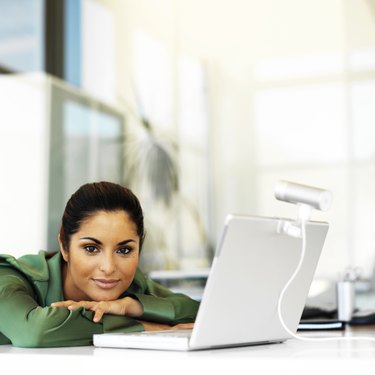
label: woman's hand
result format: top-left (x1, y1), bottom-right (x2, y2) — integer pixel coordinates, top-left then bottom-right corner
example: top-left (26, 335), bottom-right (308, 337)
top-left (51, 298), bottom-right (194, 330)
top-left (139, 321), bottom-right (194, 331)
top-left (51, 297), bottom-right (143, 322)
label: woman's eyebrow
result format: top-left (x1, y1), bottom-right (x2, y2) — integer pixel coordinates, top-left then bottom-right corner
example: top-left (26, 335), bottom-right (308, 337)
top-left (79, 237), bottom-right (102, 245)
top-left (117, 239), bottom-right (136, 246)
top-left (79, 237), bottom-right (136, 246)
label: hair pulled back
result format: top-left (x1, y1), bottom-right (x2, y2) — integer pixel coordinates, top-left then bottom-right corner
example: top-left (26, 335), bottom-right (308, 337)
top-left (59, 181), bottom-right (144, 251)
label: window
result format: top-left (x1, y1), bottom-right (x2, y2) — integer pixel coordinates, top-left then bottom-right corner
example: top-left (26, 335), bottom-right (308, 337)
top-left (0, 0), bottom-right (45, 72)
top-left (0, 0), bottom-right (115, 103)
top-left (253, 47), bottom-right (375, 277)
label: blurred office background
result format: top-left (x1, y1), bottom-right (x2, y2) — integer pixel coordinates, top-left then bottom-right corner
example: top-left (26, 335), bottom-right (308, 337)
top-left (0, 0), bottom-right (375, 284)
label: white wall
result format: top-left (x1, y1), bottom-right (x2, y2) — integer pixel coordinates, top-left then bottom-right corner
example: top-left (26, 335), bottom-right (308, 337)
top-left (101, 0), bottom-right (375, 279)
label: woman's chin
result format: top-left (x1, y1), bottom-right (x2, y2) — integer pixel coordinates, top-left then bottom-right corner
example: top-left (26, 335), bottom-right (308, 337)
top-left (90, 292), bottom-right (120, 302)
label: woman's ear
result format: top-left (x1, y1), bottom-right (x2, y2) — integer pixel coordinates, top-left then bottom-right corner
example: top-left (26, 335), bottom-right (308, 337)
top-left (58, 233), bottom-right (69, 262)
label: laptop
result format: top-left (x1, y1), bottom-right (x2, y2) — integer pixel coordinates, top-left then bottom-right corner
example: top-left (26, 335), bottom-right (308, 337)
top-left (93, 214), bottom-right (329, 351)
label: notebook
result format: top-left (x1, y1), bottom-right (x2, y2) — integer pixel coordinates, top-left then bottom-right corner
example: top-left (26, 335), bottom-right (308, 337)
top-left (94, 214), bottom-right (329, 351)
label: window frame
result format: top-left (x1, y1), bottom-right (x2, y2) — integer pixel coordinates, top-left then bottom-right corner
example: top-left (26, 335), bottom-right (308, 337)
top-left (0, 0), bottom-right (66, 79)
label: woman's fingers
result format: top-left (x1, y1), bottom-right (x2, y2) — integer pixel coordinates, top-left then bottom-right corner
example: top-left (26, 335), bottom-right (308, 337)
top-left (172, 323), bottom-right (194, 330)
top-left (51, 299), bottom-right (127, 323)
top-left (86, 301), bottom-right (109, 322)
top-left (51, 300), bottom-right (96, 311)
top-left (51, 300), bottom-right (75, 308)
top-left (93, 307), bottom-right (106, 322)
top-left (139, 321), bottom-right (194, 331)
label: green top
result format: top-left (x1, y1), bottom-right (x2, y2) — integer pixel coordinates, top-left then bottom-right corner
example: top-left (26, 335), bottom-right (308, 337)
top-left (0, 251), bottom-right (199, 348)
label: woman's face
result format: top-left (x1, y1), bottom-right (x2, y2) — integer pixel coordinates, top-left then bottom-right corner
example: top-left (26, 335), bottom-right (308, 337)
top-left (59, 210), bottom-right (140, 302)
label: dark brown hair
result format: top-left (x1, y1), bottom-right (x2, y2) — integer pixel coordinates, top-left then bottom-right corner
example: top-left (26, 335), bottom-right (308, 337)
top-left (59, 181), bottom-right (145, 251)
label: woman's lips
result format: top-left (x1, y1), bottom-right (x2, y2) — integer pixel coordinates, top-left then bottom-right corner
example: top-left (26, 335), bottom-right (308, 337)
top-left (92, 278), bottom-right (120, 289)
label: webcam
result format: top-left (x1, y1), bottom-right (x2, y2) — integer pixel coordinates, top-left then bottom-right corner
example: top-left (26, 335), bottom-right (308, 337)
top-left (275, 180), bottom-right (333, 212)
top-left (275, 180), bottom-right (333, 237)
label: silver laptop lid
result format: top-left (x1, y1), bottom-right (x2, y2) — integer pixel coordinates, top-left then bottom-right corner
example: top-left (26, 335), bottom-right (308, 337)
top-left (189, 214), bottom-right (328, 350)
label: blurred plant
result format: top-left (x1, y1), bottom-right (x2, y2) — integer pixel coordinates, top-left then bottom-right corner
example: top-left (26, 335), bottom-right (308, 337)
top-left (119, 90), bottom-right (179, 206)
top-left (117, 89), bottom-right (213, 271)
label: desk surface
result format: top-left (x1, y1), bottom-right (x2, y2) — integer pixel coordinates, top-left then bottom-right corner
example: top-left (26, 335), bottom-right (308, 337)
top-left (1, 325), bottom-right (375, 374)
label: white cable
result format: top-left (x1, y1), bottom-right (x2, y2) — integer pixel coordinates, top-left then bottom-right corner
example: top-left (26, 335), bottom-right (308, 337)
top-left (277, 220), bottom-right (375, 343)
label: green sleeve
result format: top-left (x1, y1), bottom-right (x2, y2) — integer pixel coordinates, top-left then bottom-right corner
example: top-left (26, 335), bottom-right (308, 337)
top-left (0, 268), bottom-right (143, 348)
top-left (131, 276), bottom-right (200, 325)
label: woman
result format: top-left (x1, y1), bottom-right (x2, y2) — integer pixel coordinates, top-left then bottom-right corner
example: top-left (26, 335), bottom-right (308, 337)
top-left (0, 182), bottom-right (199, 347)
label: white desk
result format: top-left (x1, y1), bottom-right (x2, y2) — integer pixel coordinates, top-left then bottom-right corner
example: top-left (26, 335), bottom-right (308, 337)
top-left (1, 326), bottom-right (375, 375)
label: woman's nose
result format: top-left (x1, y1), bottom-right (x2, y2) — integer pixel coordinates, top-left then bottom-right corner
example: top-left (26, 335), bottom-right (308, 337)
top-left (99, 253), bottom-right (116, 274)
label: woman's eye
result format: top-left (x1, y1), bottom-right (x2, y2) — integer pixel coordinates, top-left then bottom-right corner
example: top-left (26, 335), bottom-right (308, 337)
top-left (84, 245), bottom-right (98, 254)
top-left (117, 247), bottom-right (132, 255)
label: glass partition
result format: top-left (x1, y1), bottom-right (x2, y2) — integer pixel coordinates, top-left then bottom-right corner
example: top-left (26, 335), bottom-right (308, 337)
top-left (0, 73), bottom-right (124, 256)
